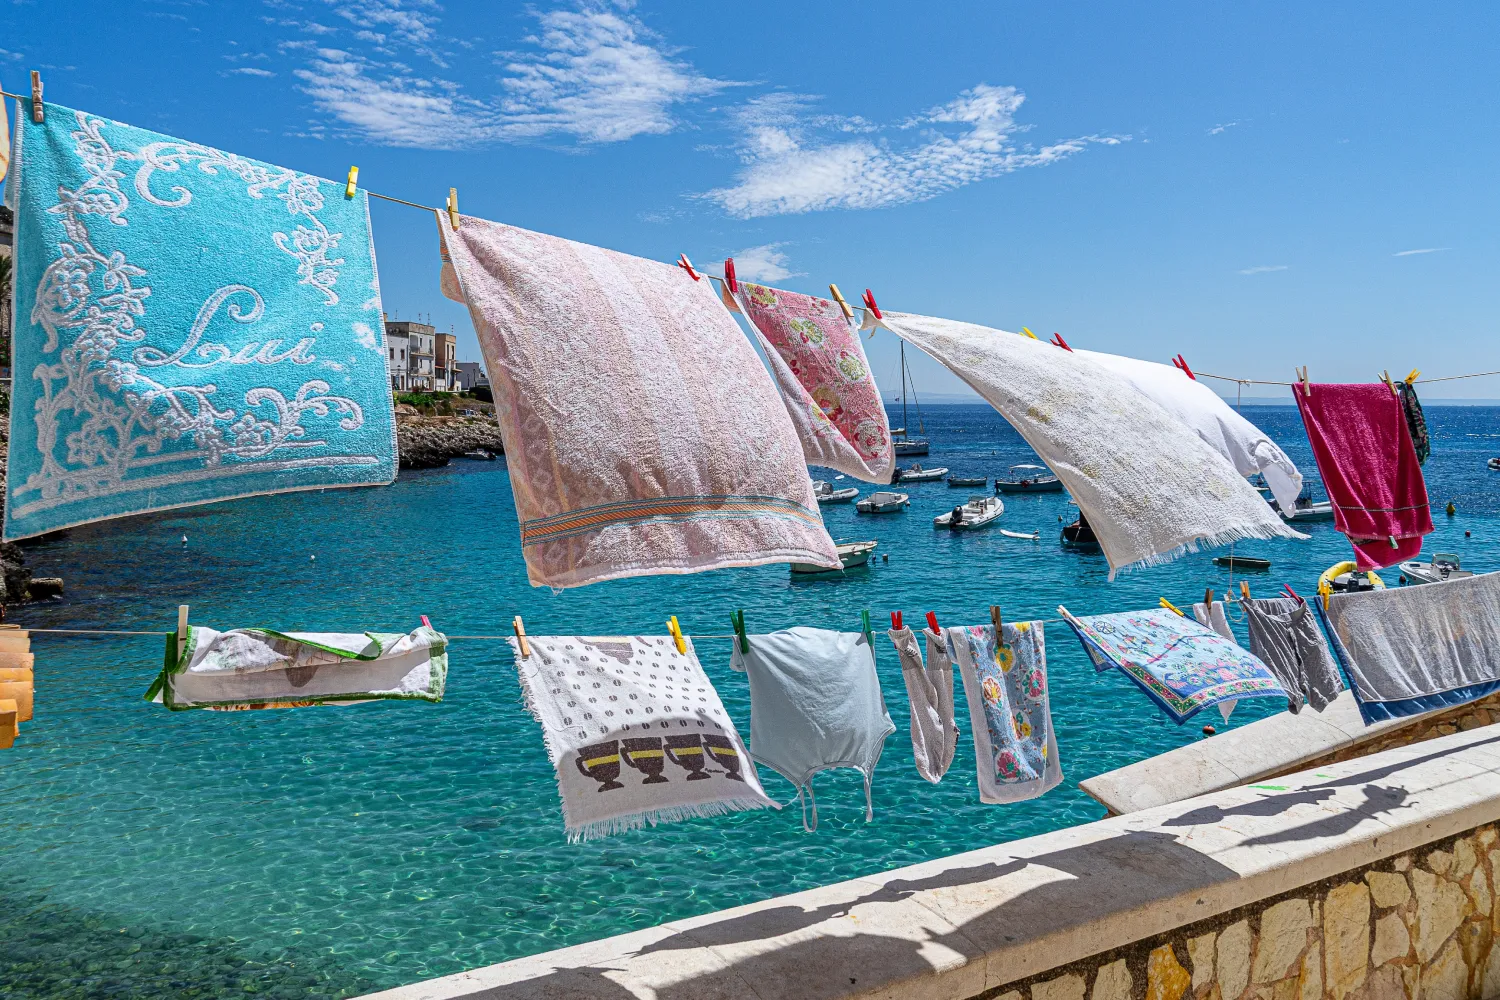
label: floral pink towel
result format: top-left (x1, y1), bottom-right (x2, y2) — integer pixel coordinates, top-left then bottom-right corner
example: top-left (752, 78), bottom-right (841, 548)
top-left (733, 283), bottom-right (893, 482)
top-left (442, 217), bottom-right (840, 588)
top-left (1295, 383), bottom-right (1432, 570)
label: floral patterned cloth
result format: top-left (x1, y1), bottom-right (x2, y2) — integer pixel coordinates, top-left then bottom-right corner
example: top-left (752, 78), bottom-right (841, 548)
top-left (945, 622), bottom-right (1061, 804)
top-left (1060, 607), bottom-right (1286, 724)
top-left (734, 282), bottom-right (893, 483)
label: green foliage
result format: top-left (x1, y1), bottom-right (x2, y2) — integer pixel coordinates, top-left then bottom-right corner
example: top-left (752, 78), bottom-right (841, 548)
top-left (395, 392), bottom-right (436, 409)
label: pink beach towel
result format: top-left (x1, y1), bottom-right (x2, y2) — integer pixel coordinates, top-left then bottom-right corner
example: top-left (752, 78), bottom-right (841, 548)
top-left (731, 282), bottom-right (894, 483)
top-left (1295, 383), bottom-right (1432, 569)
top-left (442, 216), bottom-right (840, 588)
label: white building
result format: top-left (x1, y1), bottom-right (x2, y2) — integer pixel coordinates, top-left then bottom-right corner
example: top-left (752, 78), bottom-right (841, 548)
top-left (385, 327), bottom-right (409, 390)
top-left (455, 361), bottom-right (489, 392)
top-left (385, 320), bottom-right (435, 391)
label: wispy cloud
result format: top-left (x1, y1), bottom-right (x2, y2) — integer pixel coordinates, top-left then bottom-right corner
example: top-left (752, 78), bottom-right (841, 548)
top-left (727, 243), bottom-right (802, 283)
top-left (1238, 264), bottom-right (1289, 275)
top-left (227, 66), bottom-right (277, 78)
top-left (1208, 121), bottom-right (1239, 135)
top-left (1394, 247), bottom-right (1449, 257)
top-left (0, 48), bottom-right (22, 61)
top-left (294, 48), bottom-right (493, 148)
top-left (703, 84), bottom-right (1125, 218)
top-left (495, 5), bottom-right (739, 143)
top-left (325, 0), bottom-right (440, 45)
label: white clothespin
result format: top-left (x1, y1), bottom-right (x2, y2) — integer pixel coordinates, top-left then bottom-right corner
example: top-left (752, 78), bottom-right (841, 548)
top-left (176, 604), bottom-right (189, 663)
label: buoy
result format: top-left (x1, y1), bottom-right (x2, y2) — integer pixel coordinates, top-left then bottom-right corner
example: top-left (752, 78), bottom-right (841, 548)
top-left (1446, 501), bottom-right (1456, 517)
top-left (1466, 530), bottom-right (1472, 538)
top-left (882, 553), bottom-right (889, 562)
top-left (180, 535), bottom-right (187, 547)
top-left (1202, 724), bottom-right (1216, 736)
top-left (310, 555), bottom-right (317, 562)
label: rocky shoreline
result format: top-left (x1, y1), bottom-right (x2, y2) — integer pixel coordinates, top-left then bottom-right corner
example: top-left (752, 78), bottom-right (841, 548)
top-left (397, 413), bottom-right (507, 469)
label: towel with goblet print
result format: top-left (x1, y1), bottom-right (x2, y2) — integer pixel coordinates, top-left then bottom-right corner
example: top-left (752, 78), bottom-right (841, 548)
top-left (509, 633), bottom-right (774, 842)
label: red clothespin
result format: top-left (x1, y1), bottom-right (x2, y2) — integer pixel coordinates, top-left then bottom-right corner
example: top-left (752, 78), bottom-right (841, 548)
top-left (723, 257), bottom-right (738, 294)
top-left (891, 611), bottom-right (903, 630)
top-left (676, 254), bottom-right (701, 281)
top-left (924, 611), bottom-right (940, 634)
top-left (1050, 333), bottom-right (1072, 352)
top-left (420, 615), bottom-right (432, 628)
top-left (1281, 584), bottom-right (1303, 605)
top-left (862, 288), bottom-right (883, 320)
top-left (1172, 354), bottom-right (1196, 380)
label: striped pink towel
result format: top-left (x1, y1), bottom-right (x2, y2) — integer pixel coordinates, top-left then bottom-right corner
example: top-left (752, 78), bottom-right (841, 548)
top-left (442, 216), bottom-right (840, 588)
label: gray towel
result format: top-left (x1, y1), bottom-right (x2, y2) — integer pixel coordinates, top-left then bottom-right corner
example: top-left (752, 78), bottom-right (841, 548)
top-left (1243, 597), bottom-right (1343, 713)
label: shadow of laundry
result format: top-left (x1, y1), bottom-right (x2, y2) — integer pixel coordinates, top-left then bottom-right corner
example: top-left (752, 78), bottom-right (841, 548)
top-left (1238, 785), bottom-right (1411, 847)
top-left (1163, 789), bottom-right (1339, 826)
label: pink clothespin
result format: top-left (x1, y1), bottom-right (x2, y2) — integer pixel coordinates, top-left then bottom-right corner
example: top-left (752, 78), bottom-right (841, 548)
top-left (1051, 333), bottom-right (1072, 352)
top-left (862, 288), bottom-right (883, 320)
top-left (924, 611), bottom-right (940, 634)
top-left (421, 615), bottom-right (432, 627)
top-left (1172, 355), bottom-right (1196, 380)
top-left (723, 257), bottom-right (738, 294)
top-left (1280, 585), bottom-right (1303, 605)
top-left (676, 254), bottom-right (701, 281)
top-left (891, 611), bottom-right (903, 630)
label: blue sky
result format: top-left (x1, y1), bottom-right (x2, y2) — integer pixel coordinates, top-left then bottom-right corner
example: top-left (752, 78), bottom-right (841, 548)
top-left (5, 2), bottom-right (1498, 399)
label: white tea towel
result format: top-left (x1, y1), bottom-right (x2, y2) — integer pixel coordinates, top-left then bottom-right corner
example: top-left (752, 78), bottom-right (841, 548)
top-left (1079, 350), bottom-right (1303, 511)
top-left (146, 626), bottom-right (447, 710)
top-left (444, 217), bottom-right (839, 588)
top-left (887, 628), bottom-right (958, 783)
top-left (1193, 600), bottom-right (1238, 722)
top-left (1320, 571), bottom-right (1500, 723)
top-left (511, 634), bottom-right (774, 841)
top-left (866, 311), bottom-right (1303, 577)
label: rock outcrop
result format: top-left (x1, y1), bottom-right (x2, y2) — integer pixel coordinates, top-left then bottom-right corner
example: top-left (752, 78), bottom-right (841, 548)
top-left (396, 415), bottom-right (506, 469)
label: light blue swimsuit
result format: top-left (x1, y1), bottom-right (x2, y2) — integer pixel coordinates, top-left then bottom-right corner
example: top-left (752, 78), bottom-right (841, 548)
top-left (730, 627), bottom-right (895, 832)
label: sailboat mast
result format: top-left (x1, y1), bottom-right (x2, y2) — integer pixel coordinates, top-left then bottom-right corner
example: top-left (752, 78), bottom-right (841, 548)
top-left (900, 341), bottom-right (909, 436)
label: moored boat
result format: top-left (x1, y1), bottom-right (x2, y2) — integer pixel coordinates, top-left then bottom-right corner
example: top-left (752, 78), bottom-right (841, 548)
top-left (893, 436), bottom-right (930, 456)
top-left (1399, 553), bottom-right (1473, 585)
top-left (947, 475), bottom-right (987, 488)
top-left (897, 464), bottom-right (949, 483)
top-left (811, 480), bottom-right (859, 504)
top-left (1317, 560), bottom-right (1385, 596)
top-left (1489, 458), bottom-right (1500, 471)
top-left (855, 491), bottom-right (910, 514)
top-left (996, 464), bottom-right (1063, 494)
top-left (790, 540), bottom-right (879, 575)
top-left (1213, 555), bottom-right (1272, 571)
top-left (1060, 513), bottom-right (1100, 549)
top-left (1001, 528), bottom-right (1040, 540)
top-left (932, 495), bottom-right (1004, 531)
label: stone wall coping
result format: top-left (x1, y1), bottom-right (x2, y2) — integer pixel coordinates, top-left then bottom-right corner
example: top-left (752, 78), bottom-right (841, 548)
top-left (358, 725), bottom-right (1500, 1000)
top-left (1079, 691), bottom-right (1440, 815)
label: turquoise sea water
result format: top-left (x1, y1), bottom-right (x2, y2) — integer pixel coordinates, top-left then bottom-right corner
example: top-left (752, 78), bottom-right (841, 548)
top-left (2, 404), bottom-right (1498, 998)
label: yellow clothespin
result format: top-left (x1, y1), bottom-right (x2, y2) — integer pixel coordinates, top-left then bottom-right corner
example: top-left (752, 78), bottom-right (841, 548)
top-left (30, 70), bottom-right (43, 123)
top-left (1380, 371), bottom-right (1398, 397)
top-left (828, 283), bottom-right (855, 321)
top-left (1020, 327), bottom-right (1039, 340)
top-left (1296, 366), bottom-right (1311, 397)
top-left (1159, 597), bottom-right (1186, 617)
top-left (1317, 578), bottom-right (1332, 611)
top-left (1405, 369), bottom-right (1420, 385)
top-left (512, 615), bottom-right (530, 659)
top-left (667, 615), bottom-right (686, 655)
top-left (1239, 580), bottom-right (1251, 602)
top-left (176, 604), bottom-right (189, 663)
top-left (345, 166), bottom-right (358, 199)
top-left (446, 187), bottom-right (460, 230)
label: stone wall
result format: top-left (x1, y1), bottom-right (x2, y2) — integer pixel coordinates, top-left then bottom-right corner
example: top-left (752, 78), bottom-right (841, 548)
top-left (1305, 698), bottom-right (1500, 771)
top-left (977, 825), bottom-right (1500, 1000)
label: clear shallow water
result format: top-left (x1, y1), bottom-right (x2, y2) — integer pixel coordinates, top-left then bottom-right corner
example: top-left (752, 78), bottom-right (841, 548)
top-left (2, 404), bottom-right (1498, 998)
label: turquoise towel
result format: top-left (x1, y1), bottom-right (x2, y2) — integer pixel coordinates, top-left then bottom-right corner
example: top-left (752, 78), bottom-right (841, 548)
top-left (4, 102), bottom-right (396, 539)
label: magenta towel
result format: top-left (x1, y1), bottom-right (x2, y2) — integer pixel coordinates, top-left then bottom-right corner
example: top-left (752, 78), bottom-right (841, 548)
top-left (441, 215), bottom-right (840, 588)
top-left (1295, 384), bottom-right (1432, 569)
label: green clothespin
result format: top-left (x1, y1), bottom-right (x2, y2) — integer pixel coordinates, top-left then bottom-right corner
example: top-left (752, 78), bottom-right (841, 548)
top-left (861, 609), bottom-right (873, 646)
top-left (730, 610), bottom-right (749, 654)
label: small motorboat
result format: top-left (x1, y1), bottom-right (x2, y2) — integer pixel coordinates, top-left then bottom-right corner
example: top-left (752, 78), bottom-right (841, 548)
top-left (461, 449), bottom-right (497, 460)
top-left (1318, 560), bottom-right (1386, 596)
top-left (996, 464), bottom-right (1063, 494)
top-left (1213, 555), bottom-right (1271, 571)
top-left (1060, 513), bottom-right (1100, 550)
top-left (933, 495), bottom-right (1004, 531)
top-left (1001, 528), bottom-right (1040, 540)
top-left (1275, 490), bottom-right (1335, 523)
top-left (1489, 458), bottom-right (1500, 471)
top-left (811, 480), bottom-right (860, 504)
top-left (897, 464), bottom-right (949, 483)
top-left (947, 475), bottom-right (988, 488)
top-left (790, 540), bottom-right (878, 575)
top-left (1399, 553), bottom-right (1473, 585)
top-left (855, 491), bottom-right (910, 514)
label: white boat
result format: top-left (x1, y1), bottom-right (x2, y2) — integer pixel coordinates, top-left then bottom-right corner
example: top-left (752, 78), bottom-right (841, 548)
top-left (1489, 458), bottom-right (1500, 471)
top-left (947, 475), bottom-right (987, 488)
top-left (1278, 498), bottom-right (1335, 523)
top-left (1399, 553), bottom-right (1474, 585)
top-left (811, 480), bottom-right (859, 504)
top-left (995, 464), bottom-right (1063, 494)
top-left (933, 495), bottom-right (1004, 531)
top-left (889, 339), bottom-right (930, 456)
top-left (855, 491), bottom-right (910, 514)
top-left (897, 464), bottom-right (949, 482)
top-left (1000, 528), bottom-right (1040, 540)
top-left (790, 540), bottom-right (878, 575)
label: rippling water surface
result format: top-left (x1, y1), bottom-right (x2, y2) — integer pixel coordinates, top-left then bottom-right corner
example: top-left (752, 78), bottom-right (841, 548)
top-left (3, 404), bottom-right (1497, 997)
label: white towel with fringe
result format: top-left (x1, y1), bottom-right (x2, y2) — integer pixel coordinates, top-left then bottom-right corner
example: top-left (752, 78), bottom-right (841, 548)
top-left (510, 633), bottom-right (774, 842)
top-left (1077, 350), bottom-right (1303, 511)
top-left (146, 626), bottom-right (447, 710)
top-left (865, 311), bottom-right (1303, 577)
